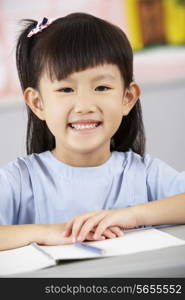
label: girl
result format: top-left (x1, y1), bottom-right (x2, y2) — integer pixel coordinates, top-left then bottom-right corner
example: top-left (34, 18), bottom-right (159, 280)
top-left (0, 13), bottom-right (185, 251)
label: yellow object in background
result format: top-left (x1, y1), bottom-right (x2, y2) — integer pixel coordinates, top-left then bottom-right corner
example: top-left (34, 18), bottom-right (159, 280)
top-left (163, 0), bottom-right (185, 44)
top-left (123, 0), bottom-right (143, 51)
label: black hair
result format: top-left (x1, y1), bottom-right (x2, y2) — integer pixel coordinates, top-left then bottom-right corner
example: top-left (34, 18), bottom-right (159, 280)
top-left (16, 12), bottom-right (145, 156)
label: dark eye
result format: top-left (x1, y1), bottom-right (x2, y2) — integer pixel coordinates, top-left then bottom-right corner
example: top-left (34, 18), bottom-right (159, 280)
top-left (95, 86), bottom-right (110, 92)
top-left (58, 88), bottom-right (73, 93)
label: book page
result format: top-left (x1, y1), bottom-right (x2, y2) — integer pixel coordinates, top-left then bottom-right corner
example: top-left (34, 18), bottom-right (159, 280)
top-left (40, 228), bottom-right (185, 260)
top-left (1, 229), bottom-right (184, 276)
top-left (0, 244), bottom-right (55, 276)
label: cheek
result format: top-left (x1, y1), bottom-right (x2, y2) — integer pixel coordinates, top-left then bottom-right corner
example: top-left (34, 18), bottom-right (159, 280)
top-left (105, 98), bottom-right (124, 124)
top-left (108, 111), bottom-right (123, 133)
top-left (104, 101), bottom-right (124, 135)
top-left (44, 105), bottom-right (67, 134)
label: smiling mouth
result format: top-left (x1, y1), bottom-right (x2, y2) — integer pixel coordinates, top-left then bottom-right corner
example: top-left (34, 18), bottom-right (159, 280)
top-left (68, 122), bottom-right (102, 131)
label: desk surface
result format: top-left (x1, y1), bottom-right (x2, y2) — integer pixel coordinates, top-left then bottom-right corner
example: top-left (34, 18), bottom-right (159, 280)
top-left (16, 225), bottom-right (185, 278)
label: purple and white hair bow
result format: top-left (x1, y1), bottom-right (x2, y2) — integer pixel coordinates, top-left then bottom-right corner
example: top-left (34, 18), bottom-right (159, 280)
top-left (27, 17), bottom-right (53, 38)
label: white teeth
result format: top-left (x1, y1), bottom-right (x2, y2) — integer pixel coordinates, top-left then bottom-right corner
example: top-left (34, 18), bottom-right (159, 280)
top-left (71, 123), bottom-right (99, 130)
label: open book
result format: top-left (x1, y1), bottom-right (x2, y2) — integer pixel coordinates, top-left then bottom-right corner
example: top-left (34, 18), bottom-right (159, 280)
top-left (0, 228), bottom-right (185, 276)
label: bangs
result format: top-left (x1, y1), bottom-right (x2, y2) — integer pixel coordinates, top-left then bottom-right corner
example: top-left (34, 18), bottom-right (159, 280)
top-left (33, 14), bottom-right (133, 84)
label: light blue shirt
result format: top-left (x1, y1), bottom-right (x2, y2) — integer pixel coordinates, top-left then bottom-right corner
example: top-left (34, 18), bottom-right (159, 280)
top-left (0, 150), bottom-right (185, 225)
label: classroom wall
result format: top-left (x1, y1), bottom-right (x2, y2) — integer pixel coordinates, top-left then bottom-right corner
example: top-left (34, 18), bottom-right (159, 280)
top-left (141, 82), bottom-right (185, 171)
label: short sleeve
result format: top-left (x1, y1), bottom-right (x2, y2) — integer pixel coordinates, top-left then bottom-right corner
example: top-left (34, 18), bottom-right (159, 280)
top-left (0, 162), bottom-right (21, 224)
top-left (144, 154), bottom-right (185, 201)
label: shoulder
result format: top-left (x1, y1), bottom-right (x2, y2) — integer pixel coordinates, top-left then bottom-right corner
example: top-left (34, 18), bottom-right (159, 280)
top-left (116, 150), bottom-right (184, 179)
top-left (142, 153), bottom-right (185, 198)
top-left (0, 151), bottom-right (50, 181)
top-left (142, 153), bottom-right (183, 178)
top-left (120, 150), bottom-right (185, 199)
top-left (0, 159), bottom-right (22, 185)
top-left (0, 153), bottom-right (49, 225)
top-left (114, 150), bottom-right (148, 171)
top-left (119, 150), bottom-right (179, 173)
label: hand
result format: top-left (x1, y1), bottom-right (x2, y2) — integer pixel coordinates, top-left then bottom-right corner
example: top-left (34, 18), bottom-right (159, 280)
top-left (38, 223), bottom-right (74, 246)
top-left (80, 225), bottom-right (124, 241)
top-left (38, 222), bottom-right (123, 245)
top-left (63, 208), bottom-right (138, 242)
top-left (37, 222), bottom-right (123, 245)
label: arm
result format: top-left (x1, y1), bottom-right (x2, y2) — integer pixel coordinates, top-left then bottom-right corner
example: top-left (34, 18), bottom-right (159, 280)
top-left (64, 193), bottom-right (185, 241)
top-left (0, 223), bottom-right (123, 251)
top-left (134, 192), bottom-right (185, 226)
top-left (0, 223), bottom-right (73, 251)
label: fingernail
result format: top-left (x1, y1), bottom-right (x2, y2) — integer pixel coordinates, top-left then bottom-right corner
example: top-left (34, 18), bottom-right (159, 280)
top-left (94, 234), bottom-right (98, 239)
top-left (72, 236), bottom-right (76, 243)
top-left (77, 235), bottom-right (83, 241)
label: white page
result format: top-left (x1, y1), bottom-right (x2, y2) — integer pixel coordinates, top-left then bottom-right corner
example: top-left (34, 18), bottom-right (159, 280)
top-left (40, 228), bottom-right (185, 260)
top-left (1, 229), bottom-right (184, 276)
top-left (0, 244), bottom-right (55, 276)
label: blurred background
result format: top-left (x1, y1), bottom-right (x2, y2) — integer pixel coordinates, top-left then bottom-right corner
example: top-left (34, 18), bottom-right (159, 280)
top-left (0, 0), bottom-right (185, 170)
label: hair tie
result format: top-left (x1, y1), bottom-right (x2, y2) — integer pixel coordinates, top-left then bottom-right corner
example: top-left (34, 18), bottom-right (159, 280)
top-left (27, 17), bottom-right (53, 38)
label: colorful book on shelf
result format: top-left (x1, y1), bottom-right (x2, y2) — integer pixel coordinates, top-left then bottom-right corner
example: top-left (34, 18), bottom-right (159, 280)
top-left (137, 0), bottom-right (166, 46)
top-left (0, 228), bottom-right (185, 276)
top-left (163, 0), bottom-right (185, 44)
top-left (123, 0), bottom-right (144, 51)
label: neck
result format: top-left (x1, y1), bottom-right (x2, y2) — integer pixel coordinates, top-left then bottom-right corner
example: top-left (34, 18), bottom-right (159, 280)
top-left (51, 147), bottom-right (112, 167)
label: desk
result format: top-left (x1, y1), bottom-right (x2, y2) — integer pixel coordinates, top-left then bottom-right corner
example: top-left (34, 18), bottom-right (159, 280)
top-left (15, 225), bottom-right (185, 277)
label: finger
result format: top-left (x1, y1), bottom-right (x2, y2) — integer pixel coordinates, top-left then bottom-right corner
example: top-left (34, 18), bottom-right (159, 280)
top-left (64, 211), bottom-right (99, 238)
top-left (108, 226), bottom-right (124, 237)
top-left (70, 211), bottom-right (101, 240)
top-left (77, 212), bottom-right (107, 242)
top-left (60, 236), bottom-right (74, 245)
top-left (93, 216), bottom-right (114, 239)
top-left (43, 234), bottom-right (74, 246)
top-left (85, 232), bottom-right (105, 241)
top-left (63, 217), bottom-right (76, 237)
top-left (84, 228), bottom-right (106, 241)
top-left (102, 228), bottom-right (116, 239)
top-left (71, 216), bottom-right (90, 240)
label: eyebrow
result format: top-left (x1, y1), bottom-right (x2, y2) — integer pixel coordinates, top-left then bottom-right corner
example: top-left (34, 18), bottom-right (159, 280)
top-left (63, 74), bottom-right (116, 82)
top-left (91, 74), bottom-right (116, 81)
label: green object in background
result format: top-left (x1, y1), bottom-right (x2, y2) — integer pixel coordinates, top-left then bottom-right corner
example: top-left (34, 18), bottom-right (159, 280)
top-left (176, 0), bottom-right (185, 6)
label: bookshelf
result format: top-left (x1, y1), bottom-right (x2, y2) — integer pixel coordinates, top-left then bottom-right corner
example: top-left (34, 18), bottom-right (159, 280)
top-left (124, 0), bottom-right (185, 51)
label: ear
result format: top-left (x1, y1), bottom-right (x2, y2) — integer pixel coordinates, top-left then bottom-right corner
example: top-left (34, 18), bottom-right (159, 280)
top-left (122, 82), bottom-right (141, 116)
top-left (23, 87), bottom-right (45, 121)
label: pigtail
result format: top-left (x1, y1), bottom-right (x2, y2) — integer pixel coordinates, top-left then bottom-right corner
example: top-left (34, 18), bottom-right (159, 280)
top-left (16, 19), bottom-right (55, 155)
top-left (26, 112), bottom-right (55, 154)
top-left (16, 19), bottom-right (37, 90)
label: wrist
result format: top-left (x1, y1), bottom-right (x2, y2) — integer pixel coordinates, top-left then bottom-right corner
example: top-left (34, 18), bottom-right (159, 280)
top-left (33, 224), bottom-right (51, 245)
top-left (33, 223), bottom-right (67, 245)
top-left (129, 204), bottom-right (146, 227)
top-left (25, 224), bottom-right (49, 245)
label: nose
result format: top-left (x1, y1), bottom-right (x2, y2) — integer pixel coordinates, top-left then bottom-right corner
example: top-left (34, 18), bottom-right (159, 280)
top-left (74, 93), bottom-right (97, 114)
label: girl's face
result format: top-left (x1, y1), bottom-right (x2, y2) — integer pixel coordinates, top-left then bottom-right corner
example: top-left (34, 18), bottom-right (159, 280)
top-left (24, 63), bottom-right (140, 166)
